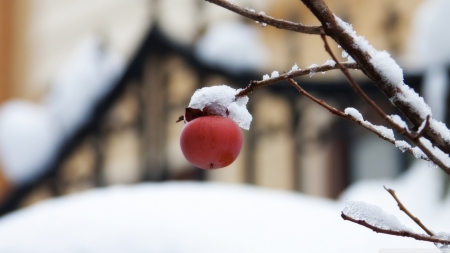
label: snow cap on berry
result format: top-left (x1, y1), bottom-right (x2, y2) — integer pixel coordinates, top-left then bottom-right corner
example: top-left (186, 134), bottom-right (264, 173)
top-left (188, 85), bottom-right (252, 130)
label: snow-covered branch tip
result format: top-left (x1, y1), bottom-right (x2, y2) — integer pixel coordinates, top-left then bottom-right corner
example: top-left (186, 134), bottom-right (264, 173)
top-left (205, 0), bottom-right (323, 35)
top-left (341, 200), bottom-right (450, 245)
top-left (236, 61), bottom-right (358, 97)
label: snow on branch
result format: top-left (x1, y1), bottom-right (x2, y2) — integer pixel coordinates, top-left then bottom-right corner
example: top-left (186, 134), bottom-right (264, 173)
top-left (342, 200), bottom-right (412, 232)
top-left (236, 61), bottom-right (358, 97)
top-left (205, 0), bottom-right (323, 35)
top-left (341, 211), bottom-right (450, 245)
top-left (342, 188), bottom-right (450, 246)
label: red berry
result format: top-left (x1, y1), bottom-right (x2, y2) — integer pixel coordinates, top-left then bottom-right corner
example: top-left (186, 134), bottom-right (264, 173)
top-left (180, 116), bottom-right (243, 170)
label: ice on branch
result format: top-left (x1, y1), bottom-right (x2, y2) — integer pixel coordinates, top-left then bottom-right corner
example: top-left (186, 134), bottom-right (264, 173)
top-left (334, 15), bottom-right (432, 120)
top-left (188, 85), bottom-right (252, 130)
top-left (291, 63), bottom-right (299, 72)
top-left (262, 74), bottom-right (269, 80)
top-left (343, 200), bottom-right (412, 232)
top-left (345, 107), bottom-right (394, 141)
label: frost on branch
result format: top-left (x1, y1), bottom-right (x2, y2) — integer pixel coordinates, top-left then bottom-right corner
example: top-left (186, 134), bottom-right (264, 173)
top-left (187, 85), bottom-right (252, 130)
top-left (342, 200), bottom-right (412, 232)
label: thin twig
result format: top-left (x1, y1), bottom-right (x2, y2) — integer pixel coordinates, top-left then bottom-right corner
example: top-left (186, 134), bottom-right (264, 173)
top-left (341, 213), bottom-right (449, 245)
top-left (236, 62), bottom-right (358, 97)
top-left (287, 78), bottom-right (345, 117)
top-left (205, 0), bottom-right (323, 35)
top-left (384, 186), bottom-right (434, 236)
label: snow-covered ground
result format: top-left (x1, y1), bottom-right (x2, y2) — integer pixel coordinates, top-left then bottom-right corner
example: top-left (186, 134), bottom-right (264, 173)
top-left (0, 160), bottom-right (444, 253)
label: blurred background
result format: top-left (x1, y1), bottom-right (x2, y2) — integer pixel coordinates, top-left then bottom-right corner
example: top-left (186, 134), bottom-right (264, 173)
top-left (0, 0), bottom-right (447, 214)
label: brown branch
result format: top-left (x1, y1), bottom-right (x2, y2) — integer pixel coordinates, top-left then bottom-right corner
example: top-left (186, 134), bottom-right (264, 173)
top-left (205, 0), bottom-right (323, 35)
top-left (341, 213), bottom-right (449, 245)
top-left (301, 0), bottom-right (450, 157)
top-left (384, 186), bottom-right (434, 236)
top-left (236, 62), bottom-right (358, 97)
top-left (320, 33), bottom-right (450, 175)
top-left (287, 78), bottom-right (430, 162)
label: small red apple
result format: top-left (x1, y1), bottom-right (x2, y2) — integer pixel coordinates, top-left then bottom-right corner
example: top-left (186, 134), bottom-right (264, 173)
top-left (180, 116), bottom-right (243, 170)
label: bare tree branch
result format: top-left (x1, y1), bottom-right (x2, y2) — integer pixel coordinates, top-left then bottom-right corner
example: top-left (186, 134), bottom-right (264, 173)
top-left (341, 213), bottom-right (450, 245)
top-left (384, 186), bottom-right (434, 236)
top-left (236, 62), bottom-right (358, 97)
top-left (205, 0), bottom-right (323, 35)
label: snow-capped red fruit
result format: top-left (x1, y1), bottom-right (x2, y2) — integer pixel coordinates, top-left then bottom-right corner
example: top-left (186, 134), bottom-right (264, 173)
top-left (180, 116), bottom-right (243, 170)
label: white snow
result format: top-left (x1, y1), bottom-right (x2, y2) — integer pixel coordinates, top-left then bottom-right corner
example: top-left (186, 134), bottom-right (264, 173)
top-left (324, 59), bottom-right (336, 67)
top-left (0, 181), bottom-right (435, 253)
top-left (194, 21), bottom-right (268, 73)
top-left (188, 85), bottom-right (252, 130)
top-left (345, 107), bottom-right (395, 141)
top-left (344, 107), bottom-right (363, 121)
top-left (334, 15), bottom-right (403, 86)
top-left (430, 119), bottom-right (450, 144)
top-left (262, 74), bottom-right (270, 80)
top-left (434, 232), bottom-right (450, 251)
top-left (388, 114), bottom-right (408, 130)
top-left (417, 137), bottom-right (450, 168)
top-left (44, 36), bottom-right (125, 137)
top-left (270, 70), bottom-right (279, 78)
top-left (308, 63), bottom-right (318, 77)
top-left (334, 15), bottom-right (433, 120)
top-left (391, 84), bottom-right (432, 120)
top-left (0, 36), bottom-right (125, 186)
top-left (291, 63), bottom-right (299, 72)
top-left (0, 101), bottom-right (62, 185)
top-left (395, 140), bottom-right (412, 153)
top-left (342, 200), bottom-right (412, 232)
